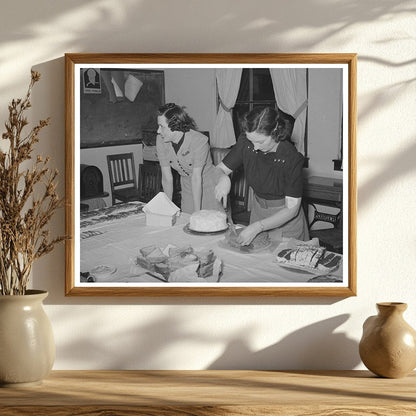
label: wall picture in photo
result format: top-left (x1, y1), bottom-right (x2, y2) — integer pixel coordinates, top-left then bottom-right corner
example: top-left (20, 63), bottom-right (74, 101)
top-left (82, 68), bottom-right (101, 94)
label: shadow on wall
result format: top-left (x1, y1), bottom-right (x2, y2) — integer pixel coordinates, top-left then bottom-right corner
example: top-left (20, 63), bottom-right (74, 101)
top-left (0, 0), bottom-right (414, 53)
top-left (30, 57), bottom-right (67, 301)
top-left (53, 310), bottom-right (359, 370)
top-left (1, 0), bottom-right (414, 373)
top-left (358, 139), bottom-right (416, 209)
top-left (26, 1), bottom-right (415, 304)
top-left (54, 310), bottom-right (201, 369)
top-left (29, 56), bottom-right (349, 307)
top-left (207, 314), bottom-right (360, 370)
top-left (0, 0), bottom-right (414, 97)
top-left (31, 50), bottom-right (416, 305)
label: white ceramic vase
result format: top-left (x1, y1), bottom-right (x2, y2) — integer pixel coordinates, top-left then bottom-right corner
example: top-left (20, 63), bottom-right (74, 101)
top-left (0, 290), bottom-right (55, 387)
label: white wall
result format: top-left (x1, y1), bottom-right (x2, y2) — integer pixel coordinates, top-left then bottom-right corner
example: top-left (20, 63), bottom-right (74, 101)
top-left (165, 68), bottom-right (217, 135)
top-left (1, 0), bottom-right (415, 371)
top-left (307, 68), bottom-right (343, 177)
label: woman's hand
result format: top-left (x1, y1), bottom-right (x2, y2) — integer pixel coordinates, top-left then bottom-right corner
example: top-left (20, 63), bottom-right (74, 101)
top-left (214, 175), bottom-right (231, 208)
top-left (191, 167), bottom-right (203, 212)
top-left (237, 222), bottom-right (262, 246)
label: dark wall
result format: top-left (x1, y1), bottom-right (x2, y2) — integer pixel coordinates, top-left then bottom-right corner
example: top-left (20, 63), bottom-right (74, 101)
top-left (80, 68), bottom-right (164, 148)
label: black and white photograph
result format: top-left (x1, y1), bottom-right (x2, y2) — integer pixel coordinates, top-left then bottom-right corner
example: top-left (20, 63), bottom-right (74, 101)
top-left (65, 54), bottom-right (356, 296)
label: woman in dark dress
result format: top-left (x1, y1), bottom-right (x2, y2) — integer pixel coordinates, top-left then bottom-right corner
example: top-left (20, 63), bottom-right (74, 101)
top-left (215, 106), bottom-right (309, 245)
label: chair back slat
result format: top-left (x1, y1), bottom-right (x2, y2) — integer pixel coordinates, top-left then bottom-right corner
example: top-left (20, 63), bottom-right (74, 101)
top-left (107, 153), bottom-right (139, 205)
top-left (108, 153), bottom-right (136, 186)
top-left (138, 163), bottom-right (162, 203)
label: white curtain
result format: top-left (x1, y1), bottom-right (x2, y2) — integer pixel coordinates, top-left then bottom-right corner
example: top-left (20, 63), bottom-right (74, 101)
top-left (269, 68), bottom-right (307, 155)
top-left (212, 68), bottom-right (242, 148)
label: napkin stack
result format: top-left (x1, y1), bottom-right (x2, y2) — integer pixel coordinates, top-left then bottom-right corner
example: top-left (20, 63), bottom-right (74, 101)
top-left (143, 192), bottom-right (180, 226)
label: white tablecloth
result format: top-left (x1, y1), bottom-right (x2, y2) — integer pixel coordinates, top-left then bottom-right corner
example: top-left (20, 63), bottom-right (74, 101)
top-left (80, 203), bottom-right (343, 285)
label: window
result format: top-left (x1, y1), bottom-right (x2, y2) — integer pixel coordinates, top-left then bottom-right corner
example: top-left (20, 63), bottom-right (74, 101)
top-left (232, 69), bottom-right (276, 139)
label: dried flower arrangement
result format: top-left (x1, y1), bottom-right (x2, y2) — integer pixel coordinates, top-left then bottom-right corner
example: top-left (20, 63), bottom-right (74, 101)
top-left (0, 71), bottom-right (66, 295)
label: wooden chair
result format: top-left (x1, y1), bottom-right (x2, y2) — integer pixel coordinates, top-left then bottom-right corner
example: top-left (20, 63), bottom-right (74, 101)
top-left (310, 227), bottom-right (343, 254)
top-left (107, 153), bottom-right (141, 205)
top-left (303, 176), bottom-right (343, 253)
top-left (138, 163), bottom-right (162, 203)
top-left (308, 204), bottom-right (343, 254)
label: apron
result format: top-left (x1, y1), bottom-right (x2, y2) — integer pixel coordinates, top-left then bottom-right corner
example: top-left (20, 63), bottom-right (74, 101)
top-left (250, 194), bottom-right (309, 241)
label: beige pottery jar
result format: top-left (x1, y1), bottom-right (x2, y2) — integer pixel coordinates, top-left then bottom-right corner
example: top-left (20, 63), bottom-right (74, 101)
top-left (0, 290), bottom-right (55, 387)
top-left (359, 302), bottom-right (416, 378)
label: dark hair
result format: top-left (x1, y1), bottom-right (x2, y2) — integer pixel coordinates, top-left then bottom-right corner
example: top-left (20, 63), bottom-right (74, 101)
top-left (242, 106), bottom-right (295, 143)
top-left (158, 103), bottom-right (197, 133)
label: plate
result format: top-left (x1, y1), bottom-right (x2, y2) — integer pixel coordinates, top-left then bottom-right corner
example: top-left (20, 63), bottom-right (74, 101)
top-left (275, 263), bottom-right (322, 275)
top-left (218, 238), bottom-right (272, 254)
top-left (90, 264), bottom-right (117, 281)
top-left (274, 255), bottom-right (342, 276)
top-left (183, 223), bottom-right (228, 236)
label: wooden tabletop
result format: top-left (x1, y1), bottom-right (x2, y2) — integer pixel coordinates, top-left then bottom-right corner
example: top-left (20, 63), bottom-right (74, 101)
top-left (1, 370), bottom-right (415, 415)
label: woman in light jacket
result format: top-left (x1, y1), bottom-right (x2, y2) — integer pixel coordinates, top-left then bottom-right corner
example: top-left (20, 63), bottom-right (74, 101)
top-left (156, 103), bottom-right (222, 214)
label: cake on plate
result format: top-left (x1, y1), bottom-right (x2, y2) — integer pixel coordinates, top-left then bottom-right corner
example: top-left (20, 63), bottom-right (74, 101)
top-left (189, 210), bottom-right (227, 232)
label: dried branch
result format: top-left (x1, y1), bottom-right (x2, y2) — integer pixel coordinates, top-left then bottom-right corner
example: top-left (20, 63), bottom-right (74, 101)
top-left (0, 71), bottom-right (66, 295)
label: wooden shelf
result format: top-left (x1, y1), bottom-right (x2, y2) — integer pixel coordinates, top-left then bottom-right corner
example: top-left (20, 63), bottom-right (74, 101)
top-left (1, 370), bottom-right (415, 415)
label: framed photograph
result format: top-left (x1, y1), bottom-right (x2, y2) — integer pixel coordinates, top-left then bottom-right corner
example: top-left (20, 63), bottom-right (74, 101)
top-left (65, 53), bottom-right (356, 297)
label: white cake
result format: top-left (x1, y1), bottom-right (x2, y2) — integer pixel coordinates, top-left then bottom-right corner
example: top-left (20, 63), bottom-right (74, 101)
top-left (189, 210), bottom-right (227, 232)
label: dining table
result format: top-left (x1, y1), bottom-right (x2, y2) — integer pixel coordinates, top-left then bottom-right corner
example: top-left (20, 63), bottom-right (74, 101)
top-left (79, 202), bottom-right (343, 285)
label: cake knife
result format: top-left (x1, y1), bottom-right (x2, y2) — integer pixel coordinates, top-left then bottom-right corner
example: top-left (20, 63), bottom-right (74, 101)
top-left (225, 197), bottom-right (237, 235)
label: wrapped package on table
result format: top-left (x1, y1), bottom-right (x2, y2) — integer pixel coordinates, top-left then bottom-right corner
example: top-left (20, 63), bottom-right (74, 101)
top-left (131, 244), bottom-right (223, 282)
top-left (274, 238), bottom-right (342, 275)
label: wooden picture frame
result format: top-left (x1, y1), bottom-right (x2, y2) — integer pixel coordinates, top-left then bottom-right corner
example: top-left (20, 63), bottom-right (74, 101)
top-left (65, 53), bottom-right (356, 297)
